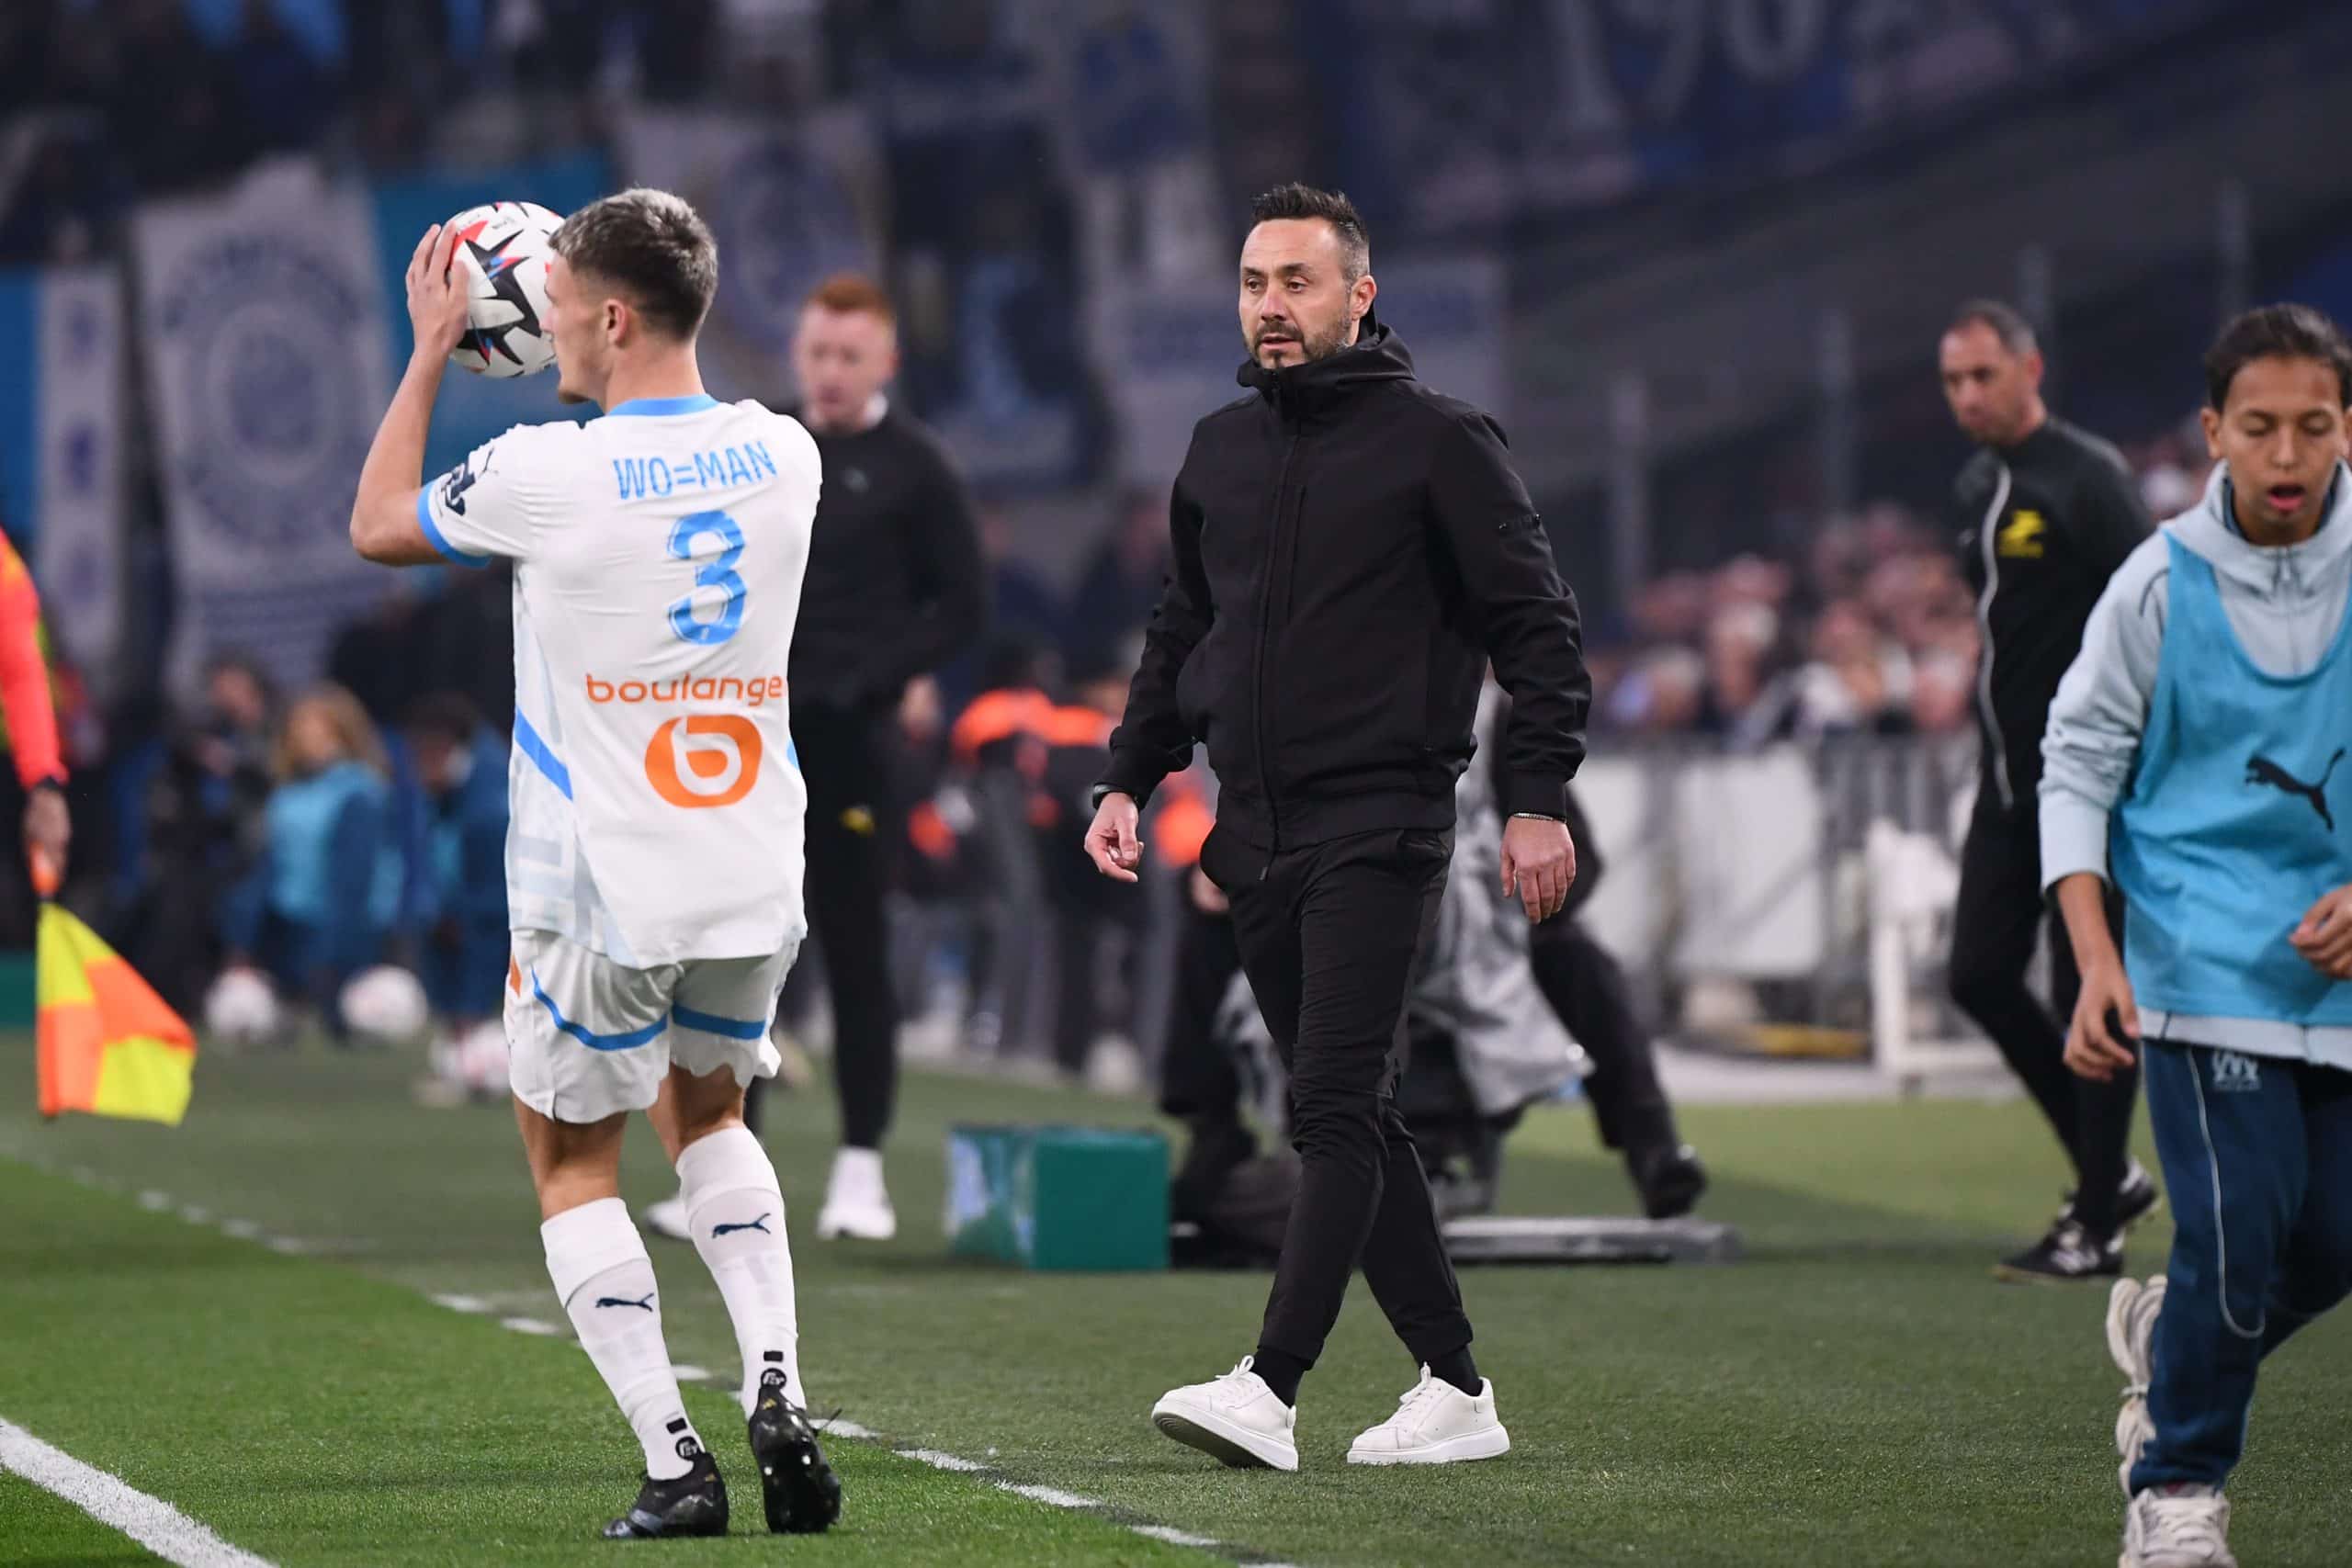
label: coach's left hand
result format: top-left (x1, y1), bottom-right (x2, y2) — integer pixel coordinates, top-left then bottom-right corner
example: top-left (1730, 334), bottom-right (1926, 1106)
top-left (2291, 883), bottom-right (2352, 979)
top-left (1500, 815), bottom-right (1576, 923)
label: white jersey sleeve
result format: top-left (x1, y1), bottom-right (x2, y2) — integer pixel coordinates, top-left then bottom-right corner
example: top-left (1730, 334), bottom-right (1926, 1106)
top-left (420, 423), bottom-right (571, 564)
top-left (499, 396), bottom-right (821, 966)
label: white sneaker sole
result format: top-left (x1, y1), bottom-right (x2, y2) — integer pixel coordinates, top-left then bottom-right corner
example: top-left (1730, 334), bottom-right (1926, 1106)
top-left (1150, 1394), bottom-right (1298, 1472)
top-left (1347, 1424), bottom-right (1511, 1466)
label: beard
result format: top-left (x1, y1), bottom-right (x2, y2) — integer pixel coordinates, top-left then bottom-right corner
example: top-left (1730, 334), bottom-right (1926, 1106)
top-left (1255, 312), bottom-right (1356, 365)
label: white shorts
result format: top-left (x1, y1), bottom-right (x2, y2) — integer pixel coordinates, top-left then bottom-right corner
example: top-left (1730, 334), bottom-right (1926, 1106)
top-left (504, 929), bottom-right (795, 1124)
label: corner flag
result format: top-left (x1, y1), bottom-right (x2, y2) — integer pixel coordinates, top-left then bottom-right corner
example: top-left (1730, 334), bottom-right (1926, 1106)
top-left (36, 900), bottom-right (196, 1124)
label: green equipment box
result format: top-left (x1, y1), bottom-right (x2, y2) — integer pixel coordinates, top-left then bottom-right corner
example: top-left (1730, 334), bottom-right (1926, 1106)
top-left (945, 1123), bottom-right (1170, 1272)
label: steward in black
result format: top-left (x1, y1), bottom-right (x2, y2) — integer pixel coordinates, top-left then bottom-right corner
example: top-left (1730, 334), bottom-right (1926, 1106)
top-left (1952, 416), bottom-right (2149, 813)
top-left (1095, 315), bottom-right (1590, 848)
top-left (787, 406), bottom-right (987, 711)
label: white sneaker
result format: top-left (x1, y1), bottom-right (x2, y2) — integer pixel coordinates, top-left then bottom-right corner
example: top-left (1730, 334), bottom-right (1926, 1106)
top-left (2122, 1484), bottom-right (2234, 1567)
top-left (1150, 1357), bottom-right (1299, 1472)
top-left (2107, 1274), bottom-right (2165, 1495)
top-left (816, 1147), bottom-right (897, 1241)
top-left (641, 1193), bottom-right (691, 1244)
top-left (1346, 1366), bottom-right (1510, 1466)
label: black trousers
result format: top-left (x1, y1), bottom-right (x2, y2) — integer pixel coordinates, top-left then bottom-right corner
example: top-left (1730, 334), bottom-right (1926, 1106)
top-left (1948, 782), bottom-right (2138, 1231)
top-left (791, 704), bottom-right (902, 1151)
top-left (1527, 915), bottom-right (1679, 1156)
top-left (1201, 825), bottom-right (1473, 1372)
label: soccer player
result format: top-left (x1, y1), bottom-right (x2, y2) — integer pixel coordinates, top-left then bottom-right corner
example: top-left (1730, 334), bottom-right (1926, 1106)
top-left (349, 190), bottom-right (842, 1540)
top-left (643, 274), bottom-right (984, 1246)
top-left (2041, 303), bottom-right (2352, 1568)
top-left (1939, 299), bottom-right (2159, 1280)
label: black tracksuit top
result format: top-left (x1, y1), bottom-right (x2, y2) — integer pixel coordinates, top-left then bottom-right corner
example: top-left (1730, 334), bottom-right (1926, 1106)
top-left (1099, 321), bottom-right (1591, 852)
top-left (1951, 415), bottom-right (2151, 813)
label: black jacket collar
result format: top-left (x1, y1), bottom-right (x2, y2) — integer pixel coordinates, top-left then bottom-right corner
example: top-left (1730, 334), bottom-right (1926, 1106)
top-left (1236, 312), bottom-right (1417, 422)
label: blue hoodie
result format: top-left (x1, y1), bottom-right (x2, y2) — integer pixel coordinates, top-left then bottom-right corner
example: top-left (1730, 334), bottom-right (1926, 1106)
top-left (2041, 461), bottom-right (2352, 1066)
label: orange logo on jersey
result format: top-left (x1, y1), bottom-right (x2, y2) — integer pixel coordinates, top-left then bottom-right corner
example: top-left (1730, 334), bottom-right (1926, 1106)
top-left (646, 715), bottom-right (763, 808)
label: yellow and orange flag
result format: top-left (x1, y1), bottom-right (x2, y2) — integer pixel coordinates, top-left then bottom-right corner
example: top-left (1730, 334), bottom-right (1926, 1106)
top-left (36, 896), bottom-right (196, 1125)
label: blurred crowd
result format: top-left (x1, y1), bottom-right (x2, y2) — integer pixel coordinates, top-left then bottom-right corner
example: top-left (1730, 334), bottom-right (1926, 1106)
top-left (1591, 424), bottom-right (2212, 741)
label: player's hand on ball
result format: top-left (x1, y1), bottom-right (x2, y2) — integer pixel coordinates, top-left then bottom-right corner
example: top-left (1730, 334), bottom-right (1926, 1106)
top-left (2290, 882), bottom-right (2352, 979)
top-left (1084, 792), bottom-right (1143, 884)
top-left (1500, 815), bottom-right (1576, 922)
top-left (404, 224), bottom-right (471, 363)
top-left (2064, 962), bottom-right (2141, 1081)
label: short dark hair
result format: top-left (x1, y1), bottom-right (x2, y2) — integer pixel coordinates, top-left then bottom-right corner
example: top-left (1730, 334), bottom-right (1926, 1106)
top-left (803, 272), bottom-right (894, 323)
top-left (551, 187), bottom-right (718, 342)
top-left (2204, 302), bottom-right (2352, 410)
top-left (1248, 182), bottom-right (1370, 282)
top-left (1948, 299), bottom-right (2038, 355)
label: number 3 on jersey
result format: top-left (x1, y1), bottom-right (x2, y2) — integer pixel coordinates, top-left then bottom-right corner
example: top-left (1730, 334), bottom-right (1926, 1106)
top-left (667, 510), bottom-right (746, 645)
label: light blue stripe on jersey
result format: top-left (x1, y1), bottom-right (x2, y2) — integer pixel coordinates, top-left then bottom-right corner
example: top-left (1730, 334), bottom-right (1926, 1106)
top-left (513, 708), bottom-right (572, 798)
top-left (416, 488), bottom-right (489, 568)
top-left (672, 1003), bottom-right (767, 1041)
top-left (605, 393), bottom-right (720, 418)
top-left (529, 971), bottom-right (666, 1052)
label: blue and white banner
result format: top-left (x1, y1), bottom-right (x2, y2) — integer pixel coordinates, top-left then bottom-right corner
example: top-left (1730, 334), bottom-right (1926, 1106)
top-left (616, 108), bottom-right (882, 406)
top-left (0, 266), bottom-right (127, 696)
top-left (135, 160), bottom-right (396, 692)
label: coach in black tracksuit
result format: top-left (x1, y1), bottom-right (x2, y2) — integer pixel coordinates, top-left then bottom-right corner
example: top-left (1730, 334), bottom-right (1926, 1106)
top-left (1089, 185), bottom-right (1588, 1457)
top-left (1939, 299), bottom-right (2154, 1281)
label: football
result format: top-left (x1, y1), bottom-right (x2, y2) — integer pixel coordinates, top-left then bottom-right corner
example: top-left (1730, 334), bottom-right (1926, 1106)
top-left (202, 967), bottom-right (282, 1045)
top-left (444, 200), bottom-right (562, 378)
top-left (341, 964), bottom-right (433, 1046)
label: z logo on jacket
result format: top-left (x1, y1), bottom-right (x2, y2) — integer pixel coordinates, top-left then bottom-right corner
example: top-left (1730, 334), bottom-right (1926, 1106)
top-left (1996, 510), bottom-right (2046, 558)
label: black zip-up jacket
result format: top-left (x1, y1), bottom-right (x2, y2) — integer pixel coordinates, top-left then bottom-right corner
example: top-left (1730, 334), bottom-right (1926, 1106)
top-left (1098, 321), bottom-right (1590, 851)
top-left (786, 403), bottom-right (988, 713)
top-left (1951, 415), bottom-right (2150, 813)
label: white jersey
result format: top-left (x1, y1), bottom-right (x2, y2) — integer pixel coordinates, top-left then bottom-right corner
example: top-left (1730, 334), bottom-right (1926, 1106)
top-left (421, 393), bottom-right (820, 966)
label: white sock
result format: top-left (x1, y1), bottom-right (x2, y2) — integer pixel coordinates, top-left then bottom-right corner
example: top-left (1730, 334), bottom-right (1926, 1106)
top-left (677, 1124), bottom-right (804, 1414)
top-left (543, 1198), bottom-right (702, 1480)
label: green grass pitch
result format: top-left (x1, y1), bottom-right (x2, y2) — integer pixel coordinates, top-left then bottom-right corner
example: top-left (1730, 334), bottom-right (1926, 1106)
top-left (2, 1037), bottom-right (2345, 1566)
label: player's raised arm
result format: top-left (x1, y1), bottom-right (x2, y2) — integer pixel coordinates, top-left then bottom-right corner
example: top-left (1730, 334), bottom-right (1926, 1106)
top-left (352, 224), bottom-right (476, 565)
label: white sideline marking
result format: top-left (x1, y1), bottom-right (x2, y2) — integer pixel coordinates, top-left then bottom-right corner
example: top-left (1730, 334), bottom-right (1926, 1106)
top-left (1136, 1525), bottom-right (1223, 1548)
top-left (46, 1167), bottom-right (1270, 1566)
top-left (0, 1416), bottom-right (277, 1567)
top-left (899, 1448), bottom-right (986, 1472)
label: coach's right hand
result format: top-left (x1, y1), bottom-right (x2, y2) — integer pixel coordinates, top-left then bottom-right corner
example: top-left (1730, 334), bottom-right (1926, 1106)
top-left (2064, 961), bottom-right (2141, 1082)
top-left (1084, 792), bottom-right (1144, 884)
